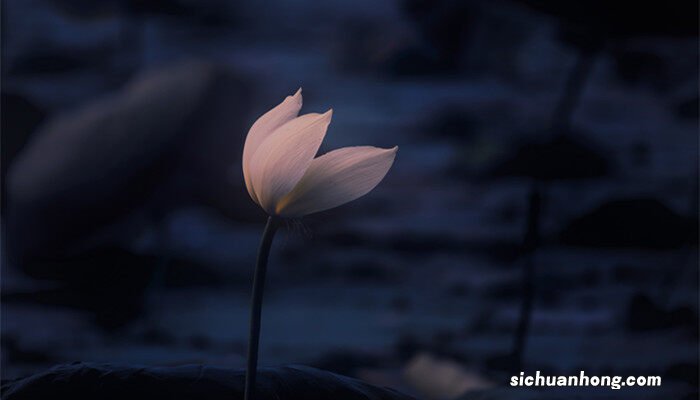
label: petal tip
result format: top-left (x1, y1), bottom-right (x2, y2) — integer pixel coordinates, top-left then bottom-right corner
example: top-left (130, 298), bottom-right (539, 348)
top-left (285, 88), bottom-right (303, 106)
top-left (381, 146), bottom-right (398, 156)
top-left (319, 109), bottom-right (333, 123)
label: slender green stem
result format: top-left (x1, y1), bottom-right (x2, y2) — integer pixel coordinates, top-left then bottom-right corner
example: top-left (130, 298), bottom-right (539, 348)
top-left (244, 216), bottom-right (280, 400)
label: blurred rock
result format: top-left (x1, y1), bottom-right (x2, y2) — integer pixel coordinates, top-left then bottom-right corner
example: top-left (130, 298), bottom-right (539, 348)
top-left (1, 363), bottom-right (416, 400)
top-left (404, 353), bottom-right (493, 400)
top-left (559, 198), bottom-right (697, 249)
top-left (6, 61), bottom-right (257, 264)
top-left (625, 293), bottom-right (698, 333)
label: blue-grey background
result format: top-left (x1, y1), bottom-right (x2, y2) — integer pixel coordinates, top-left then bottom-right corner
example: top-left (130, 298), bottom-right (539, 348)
top-left (1, 1), bottom-right (698, 399)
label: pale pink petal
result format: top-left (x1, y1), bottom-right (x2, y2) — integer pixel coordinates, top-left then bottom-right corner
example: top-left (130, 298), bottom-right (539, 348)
top-left (243, 89), bottom-right (302, 203)
top-left (276, 145), bottom-right (397, 217)
top-left (248, 110), bottom-right (333, 214)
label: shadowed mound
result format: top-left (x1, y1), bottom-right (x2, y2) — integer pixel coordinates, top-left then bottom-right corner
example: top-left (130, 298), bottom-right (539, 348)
top-left (559, 198), bottom-right (697, 249)
top-left (1, 363), bottom-right (417, 400)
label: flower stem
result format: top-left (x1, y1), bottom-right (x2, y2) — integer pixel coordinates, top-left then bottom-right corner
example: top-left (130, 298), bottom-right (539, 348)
top-left (244, 216), bottom-right (280, 400)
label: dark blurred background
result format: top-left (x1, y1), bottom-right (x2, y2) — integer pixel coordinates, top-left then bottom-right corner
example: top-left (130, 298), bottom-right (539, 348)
top-left (1, 0), bottom-right (698, 399)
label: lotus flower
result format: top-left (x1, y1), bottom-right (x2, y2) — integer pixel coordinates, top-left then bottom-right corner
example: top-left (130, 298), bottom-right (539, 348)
top-left (240, 89), bottom-right (397, 400)
top-left (242, 89), bottom-right (397, 217)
